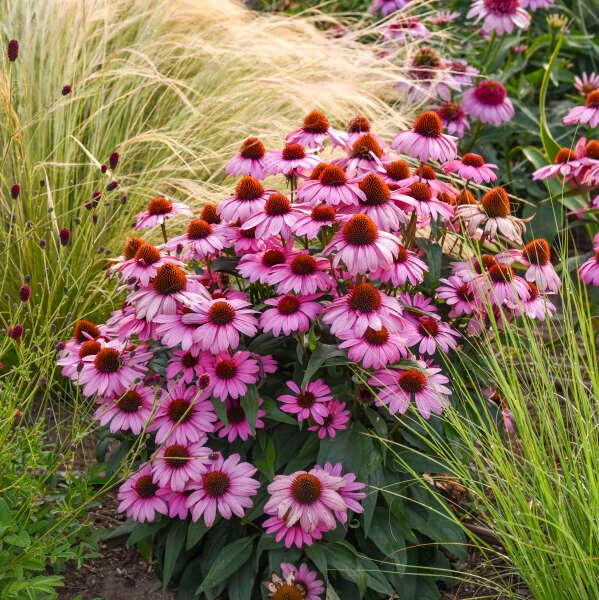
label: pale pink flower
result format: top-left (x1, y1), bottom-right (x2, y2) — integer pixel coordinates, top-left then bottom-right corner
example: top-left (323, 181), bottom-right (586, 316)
top-left (218, 176), bottom-right (273, 224)
top-left (563, 91), bottom-right (599, 128)
top-left (579, 250), bottom-right (599, 286)
top-left (383, 18), bottom-right (430, 43)
top-left (151, 441), bottom-right (210, 491)
top-left (318, 462), bottom-right (366, 521)
top-left (237, 243), bottom-right (291, 284)
top-left (433, 101), bottom-right (470, 138)
top-left (405, 316), bottom-right (460, 355)
top-left (261, 294), bottom-right (322, 337)
top-left (204, 351), bottom-right (260, 401)
top-left (292, 203), bottom-right (337, 238)
top-left (226, 224), bottom-right (265, 254)
top-left (443, 153), bottom-right (498, 183)
top-left (520, 0), bottom-right (553, 9)
top-left (286, 110), bottom-right (347, 149)
top-left (447, 61), bottom-right (479, 90)
top-left (117, 465), bottom-right (168, 523)
top-left (371, 245), bottom-right (428, 286)
top-left (371, 0), bottom-right (408, 16)
top-left (109, 306), bottom-right (155, 342)
top-left (374, 159), bottom-right (418, 187)
top-left (117, 243), bottom-right (183, 286)
top-left (532, 147), bottom-right (578, 181)
top-left (504, 238), bottom-right (561, 293)
top-left (345, 116), bottom-right (387, 150)
top-left (215, 399), bottom-right (265, 442)
top-left (226, 137), bottom-right (267, 179)
top-left (153, 307), bottom-right (202, 352)
top-left (134, 196), bottom-right (192, 230)
top-left (166, 349), bottom-right (206, 384)
top-left (94, 385), bottom-right (155, 434)
top-left (273, 563), bottom-right (325, 600)
top-left (511, 282), bottom-right (556, 319)
top-left (462, 80), bottom-right (515, 125)
top-left (337, 133), bottom-right (387, 176)
top-left (467, 0), bottom-right (530, 35)
top-left (308, 400), bottom-right (350, 439)
top-left (277, 379), bottom-right (333, 424)
top-left (429, 10), bottom-right (461, 25)
top-left (484, 263), bottom-right (531, 306)
top-left (242, 192), bottom-right (303, 240)
top-left (265, 144), bottom-right (321, 177)
top-left (263, 515), bottom-right (327, 549)
top-left (187, 453), bottom-right (260, 527)
top-left (395, 182), bottom-right (454, 221)
top-left (266, 252), bottom-right (332, 295)
top-left (412, 164), bottom-right (457, 197)
top-left (574, 72), bottom-right (599, 96)
top-left (436, 276), bottom-right (478, 317)
top-left (399, 291), bottom-right (440, 324)
top-left (165, 219), bottom-right (230, 260)
top-left (163, 486), bottom-right (193, 520)
top-left (296, 164), bottom-right (364, 207)
top-left (338, 325), bottom-right (407, 368)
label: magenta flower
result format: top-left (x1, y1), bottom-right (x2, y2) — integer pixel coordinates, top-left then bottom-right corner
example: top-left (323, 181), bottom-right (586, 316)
top-left (94, 385), bottom-right (155, 434)
top-left (152, 441), bottom-right (210, 491)
top-left (266, 252), bottom-right (332, 295)
top-left (371, 246), bottom-right (428, 286)
top-left (266, 563), bottom-right (325, 600)
top-left (286, 110), bottom-right (347, 149)
top-left (166, 349), bottom-right (205, 384)
top-left (323, 214), bottom-right (400, 274)
top-left (383, 18), bottom-right (430, 44)
top-left (226, 224), bottom-right (264, 254)
top-left (532, 147), bottom-right (578, 181)
top-left (79, 341), bottom-right (151, 397)
top-left (574, 72), bottom-right (599, 96)
top-left (467, 0), bottom-right (530, 35)
top-left (265, 144), bottom-right (321, 177)
top-left (322, 282), bottom-right (405, 337)
top-left (292, 203), bottom-right (337, 238)
top-left (371, 0), bottom-right (408, 16)
top-left (393, 111), bottom-right (457, 163)
top-left (261, 294), bottom-right (322, 337)
top-left (578, 250), bottom-right (599, 286)
top-left (462, 80), bottom-right (515, 125)
top-left (117, 465), bottom-right (169, 523)
top-left (338, 326), bottom-right (407, 368)
top-left (263, 515), bottom-right (327, 549)
top-left (264, 467), bottom-right (347, 533)
top-left (563, 91), bottom-right (599, 128)
top-left (511, 282), bottom-right (556, 319)
top-left (395, 182), bottom-right (454, 222)
top-left (345, 116), bottom-right (387, 149)
top-left (374, 159), bottom-right (417, 187)
top-left (318, 462), bottom-right (366, 522)
top-left (154, 307), bottom-right (203, 352)
top-left (182, 297), bottom-right (258, 352)
top-left (369, 362), bottom-right (451, 418)
top-left (338, 133), bottom-right (387, 176)
top-left (165, 219), bottom-right (230, 260)
top-left (436, 276), bottom-right (478, 317)
top-left (296, 164), bottom-right (364, 207)
top-left (277, 379), bottom-right (333, 424)
top-left (163, 486), bottom-right (193, 520)
top-left (226, 137), bottom-right (267, 179)
top-left (517, 238), bottom-right (561, 293)
top-left (150, 382), bottom-right (216, 445)
top-left (237, 243), bottom-right (291, 284)
top-left (405, 316), bottom-right (460, 355)
top-left (433, 101), bottom-right (470, 138)
top-left (400, 291), bottom-right (440, 324)
top-left (118, 244), bottom-right (183, 286)
top-left (520, 0), bottom-right (553, 8)
top-left (484, 263), bottom-right (531, 306)
top-left (308, 400), bottom-right (350, 439)
top-left (216, 399), bottom-right (266, 442)
top-left (429, 10), bottom-right (461, 25)
top-left (187, 453), bottom-right (260, 527)
top-left (443, 153), bottom-right (498, 184)
top-left (205, 351), bottom-right (260, 401)
top-left (219, 176), bottom-right (272, 224)
top-left (242, 192), bottom-right (302, 240)
top-left (134, 196), bottom-right (192, 230)
top-left (447, 61), bottom-right (479, 91)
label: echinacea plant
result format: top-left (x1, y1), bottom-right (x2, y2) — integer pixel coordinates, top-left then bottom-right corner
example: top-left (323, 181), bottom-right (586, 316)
top-left (58, 109), bottom-right (563, 598)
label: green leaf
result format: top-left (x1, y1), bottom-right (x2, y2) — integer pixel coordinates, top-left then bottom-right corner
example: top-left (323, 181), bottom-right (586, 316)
top-left (241, 385), bottom-right (260, 434)
top-left (302, 343), bottom-right (348, 389)
top-left (186, 520), bottom-right (209, 550)
top-left (262, 397), bottom-right (297, 425)
top-left (254, 436), bottom-right (276, 480)
top-left (227, 557), bottom-right (255, 600)
top-left (196, 537), bottom-right (254, 594)
top-left (368, 507), bottom-right (407, 574)
top-left (305, 543), bottom-right (328, 576)
top-left (210, 396), bottom-right (228, 426)
top-left (127, 520), bottom-right (166, 545)
top-left (163, 520), bottom-right (187, 587)
top-left (539, 36), bottom-right (563, 161)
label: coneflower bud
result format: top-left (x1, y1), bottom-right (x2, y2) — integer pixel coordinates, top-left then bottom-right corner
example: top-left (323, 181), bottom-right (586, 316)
top-left (100, 164), bottom-right (108, 173)
top-left (59, 227), bottom-right (71, 246)
top-left (61, 84), bottom-right (72, 96)
top-left (11, 184), bottom-right (20, 199)
top-left (7, 40), bottom-right (19, 62)
top-left (106, 180), bottom-right (119, 191)
top-left (19, 285), bottom-right (31, 302)
top-left (109, 152), bottom-right (120, 170)
top-left (8, 324), bottom-right (24, 340)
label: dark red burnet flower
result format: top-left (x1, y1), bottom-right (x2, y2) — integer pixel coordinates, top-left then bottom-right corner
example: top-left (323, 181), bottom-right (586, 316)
top-left (10, 184), bottom-right (20, 199)
top-left (62, 84), bottom-right (72, 96)
top-left (7, 40), bottom-right (19, 62)
top-left (59, 227), bottom-right (71, 246)
top-left (19, 285), bottom-right (31, 302)
top-left (106, 180), bottom-right (119, 191)
top-left (8, 324), bottom-right (24, 340)
top-left (109, 152), bottom-right (120, 170)
top-left (100, 164), bottom-right (108, 173)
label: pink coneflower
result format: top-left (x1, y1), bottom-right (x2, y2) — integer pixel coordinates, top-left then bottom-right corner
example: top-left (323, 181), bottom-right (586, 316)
top-left (371, 245), bottom-right (428, 286)
top-left (57, 338), bottom-right (103, 380)
top-left (261, 294), bottom-right (322, 337)
top-left (226, 137), bottom-right (267, 179)
top-left (219, 176), bottom-right (273, 225)
top-left (128, 264), bottom-right (209, 322)
top-left (187, 453), bottom-right (260, 527)
top-left (413, 164), bottom-right (457, 198)
top-left (397, 47), bottom-right (456, 102)
top-left (118, 244), bottom-right (182, 286)
top-left (432, 101), bottom-right (470, 138)
top-left (322, 282), bottom-right (405, 336)
top-left (338, 326), bottom-right (407, 368)
top-left (267, 563), bottom-right (325, 600)
top-left (532, 147), bottom-right (578, 181)
top-left (265, 144), bottom-right (320, 177)
top-left (205, 351), bottom-right (260, 401)
top-left (323, 214), bottom-right (400, 274)
top-left (166, 349), bottom-right (205, 383)
top-left (447, 61), bottom-right (479, 90)
top-left (242, 192), bottom-right (302, 240)
top-left (574, 72), bottom-right (599, 96)
top-left (429, 10), bottom-right (461, 25)
top-left (451, 253), bottom-right (499, 283)
top-left (375, 159), bottom-right (417, 187)
top-left (383, 18), bottom-right (430, 44)
top-left (520, 0), bottom-right (553, 9)
top-left (395, 182), bottom-right (454, 221)
top-left (462, 80), bottom-right (515, 125)
top-left (400, 291), bottom-right (440, 323)
top-left (237, 244), bottom-right (291, 283)
top-left (226, 224), bottom-right (265, 253)
top-left (511, 282), bottom-right (556, 319)
top-left (152, 441), bottom-right (210, 491)
top-left (79, 341), bottom-right (151, 397)
top-left (134, 196), bottom-right (192, 230)
top-left (165, 219), bottom-right (230, 260)
top-left (516, 238), bottom-right (561, 292)
top-left (456, 187), bottom-right (528, 244)
top-left (216, 399), bottom-right (266, 442)
top-left (393, 111), bottom-right (457, 163)
top-left (296, 164), bottom-right (364, 207)
top-left (467, 0), bottom-right (530, 34)
top-left (318, 463), bottom-right (366, 522)
top-left (443, 153), bottom-right (498, 184)
top-left (339, 133), bottom-right (387, 176)
top-left (371, 0), bottom-right (408, 16)
top-left (405, 316), bottom-right (460, 355)
top-left (154, 306), bottom-right (202, 351)
top-left (485, 263), bottom-right (531, 305)
top-left (277, 379), bottom-right (333, 424)
top-left (436, 276), bottom-right (478, 317)
top-left (286, 110), bottom-right (347, 149)
top-left (263, 516), bottom-right (327, 549)
top-left (150, 382), bottom-right (216, 445)
top-left (369, 362), bottom-right (451, 418)
top-left (572, 139), bottom-right (599, 186)
top-left (345, 116), bottom-right (387, 149)
top-left (308, 400), bottom-right (350, 439)
top-left (267, 252), bottom-right (332, 295)
top-left (117, 465), bottom-right (169, 523)
top-left (292, 203), bottom-right (337, 238)
top-left (94, 385), bottom-right (155, 434)
top-left (563, 90), bottom-right (599, 128)
top-left (579, 250), bottom-right (599, 286)
top-left (265, 467), bottom-right (347, 533)
top-left (163, 486), bottom-right (193, 520)
top-left (350, 173), bottom-right (408, 231)
top-left (182, 298), bottom-right (258, 353)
